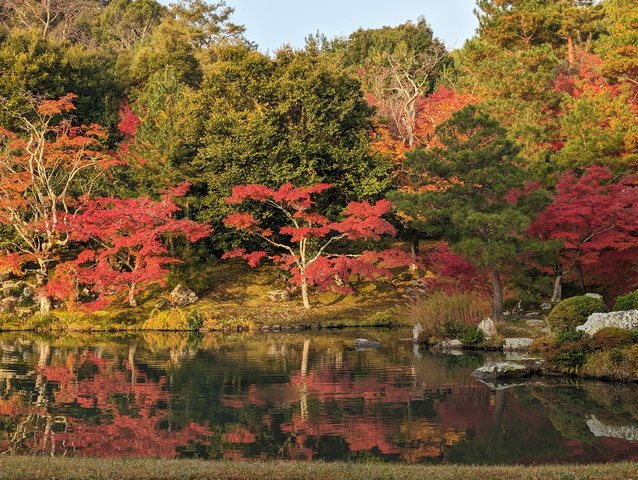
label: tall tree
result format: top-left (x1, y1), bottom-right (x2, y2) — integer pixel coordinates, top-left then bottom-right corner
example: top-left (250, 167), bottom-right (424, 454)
top-left (186, 45), bottom-right (392, 242)
top-left (389, 106), bottom-right (531, 321)
top-left (0, 94), bottom-right (113, 313)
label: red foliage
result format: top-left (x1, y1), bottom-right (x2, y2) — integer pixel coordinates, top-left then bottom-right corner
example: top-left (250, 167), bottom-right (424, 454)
top-left (425, 242), bottom-right (489, 294)
top-left (117, 102), bottom-right (141, 137)
top-left (47, 184), bottom-right (211, 309)
top-left (223, 183), bottom-right (414, 306)
top-left (531, 166), bottom-right (638, 293)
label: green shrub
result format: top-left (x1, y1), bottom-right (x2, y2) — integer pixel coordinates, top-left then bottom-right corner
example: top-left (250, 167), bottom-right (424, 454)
top-left (27, 313), bottom-right (57, 330)
top-left (592, 327), bottom-right (635, 350)
top-left (546, 295), bottom-right (607, 333)
top-left (144, 308), bottom-right (191, 331)
top-left (187, 309), bottom-right (204, 331)
top-left (613, 289), bottom-right (638, 311)
top-left (581, 345), bottom-right (638, 381)
top-left (459, 327), bottom-right (484, 345)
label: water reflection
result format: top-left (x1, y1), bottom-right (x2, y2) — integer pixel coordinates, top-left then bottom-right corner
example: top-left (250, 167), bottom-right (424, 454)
top-left (0, 330), bottom-right (636, 463)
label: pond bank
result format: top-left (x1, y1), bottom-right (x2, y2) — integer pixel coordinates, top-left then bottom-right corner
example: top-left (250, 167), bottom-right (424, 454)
top-left (0, 457), bottom-right (635, 480)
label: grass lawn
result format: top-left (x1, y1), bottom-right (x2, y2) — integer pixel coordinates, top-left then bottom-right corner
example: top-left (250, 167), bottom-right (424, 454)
top-left (0, 457), bottom-right (635, 480)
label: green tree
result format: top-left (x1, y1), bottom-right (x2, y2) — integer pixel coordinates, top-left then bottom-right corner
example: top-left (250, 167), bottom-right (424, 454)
top-left (185, 45), bottom-right (392, 243)
top-left (595, 0), bottom-right (638, 85)
top-left (389, 106), bottom-right (532, 320)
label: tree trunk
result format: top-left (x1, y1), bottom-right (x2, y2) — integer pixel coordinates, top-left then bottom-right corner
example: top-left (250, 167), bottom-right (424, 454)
top-left (567, 35), bottom-right (575, 68)
top-left (551, 275), bottom-right (562, 303)
top-left (128, 284), bottom-right (138, 308)
top-left (301, 277), bottom-right (311, 310)
top-left (491, 267), bottom-right (504, 322)
top-left (410, 234), bottom-right (420, 272)
top-left (576, 261), bottom-right (586, 292)
top-left (36, 261), bottom-right (51, 314)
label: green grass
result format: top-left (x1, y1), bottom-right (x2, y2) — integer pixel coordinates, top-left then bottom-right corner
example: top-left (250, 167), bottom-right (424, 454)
top-left (0, 457), bottom-right (635, 480)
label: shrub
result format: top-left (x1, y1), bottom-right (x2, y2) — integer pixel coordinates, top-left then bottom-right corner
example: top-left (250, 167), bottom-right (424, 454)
top-left (144, 308), bottom-right (194, 331)
top-left (591, 327), bottom-right (635, 350)
top-left (408, 292), bottom-right (490, 339)
top-left (581, 345), bottom-right (638, 381)
top-left (459, 327), bottom-right (484, 345)
top-left (546, 295), bottom-right (607, 333)
top-left (613, 289), bottom-right (638, 311)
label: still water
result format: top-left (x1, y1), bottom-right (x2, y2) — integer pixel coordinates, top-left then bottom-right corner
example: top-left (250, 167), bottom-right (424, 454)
top-left (0, 328), bottom-right (637, 463)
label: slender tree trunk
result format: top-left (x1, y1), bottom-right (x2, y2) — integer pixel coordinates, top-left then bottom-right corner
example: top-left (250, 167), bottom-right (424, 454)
top-left (36, 260), bottom-right (51, 314)
top-left (410, 234), bottom-right (420, 272)
top-left (301, 277), bottom-right (311, 310)
top-left (551, 275), bottom-right (562, 303)
top-left (128, 283), bottom-right (138, 308)
top-left (567, 35), bottom-right (575, 68)
top-left (576, 261), bottom-right (586, 292)
top-left (491, 267), bottom-right (504, 322)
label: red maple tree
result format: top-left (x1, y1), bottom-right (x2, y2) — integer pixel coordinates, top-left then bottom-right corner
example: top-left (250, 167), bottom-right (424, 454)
top-left (530, 166), bottom-right (638, 297)
top-left (222, 183), bottom-right (413, 309)
top-left (0, 94), bottom-right (115, 312)
top-left (46, 183), bottom-right (210, 310)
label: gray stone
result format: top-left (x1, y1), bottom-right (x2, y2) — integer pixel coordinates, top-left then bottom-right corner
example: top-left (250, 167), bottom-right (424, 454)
top-left (540, 303), bottom-right (553, 310)
top-left (412, 323), bottom-right (424, 342)
top-left (524, 311), bottom-right (540, 317)
top-left (354, 338), bottom-right (381, 350)
top-left (576, 310), bottom-right (638, 335)
top-left (154, 299), bottom-right (171, 310)
top-left (478, 317), bottom-right (498, 339)
top-left (168, 284), bottom-right (198, 307)
top-left (472, 361), bottom-right (541, 380)
top-left (267, 290), bottom-right (290, 302)
top-left (0, 296), bottom-right (17, 313)
top-left (585, 293), bottom-right (604, 301)
top-left (587, 415), bottom-right (638, 441)
top-left (432, 339), bottom-right (464, 350)
top-left (503, 338), bottom-right (534, 351)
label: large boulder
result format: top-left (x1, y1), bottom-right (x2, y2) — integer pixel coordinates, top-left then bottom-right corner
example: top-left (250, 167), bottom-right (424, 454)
top-left (503, 338), bottom-right (534, 351)
top-left (412, 323), bottom-right (424, 342)
top-left (472, 361), bottom-right (542, 380)
top-left (168, 284), bottom-right (198, 307)
top-left (478, 317), bottom-right (497, 339)
top-left (577, 310), bottom-right (638, 335)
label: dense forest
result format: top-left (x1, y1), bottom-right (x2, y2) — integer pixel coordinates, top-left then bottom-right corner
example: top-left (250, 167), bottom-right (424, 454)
top-left (0, 0), bottom-right (637, 325)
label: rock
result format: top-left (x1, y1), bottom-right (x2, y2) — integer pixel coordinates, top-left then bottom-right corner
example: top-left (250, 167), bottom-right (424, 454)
top-left (168, 284), bottom-right (198, 307)
top-left (154, 299), bottom-right (171, 310)
top-left (524, 311), bottom-right (540, 317)
top-left (267, 290), bottom-right (290, 302)
top-left (412, 323), bottom-right (424, 342)
top-left (354, 338), bottom-right (381, 350)
top-left (587, 415), bottom-right (638, 441)
top-left (585, 293), bottom-right (604, 301)
top-left (478, 317), bottom-right (498, 339)
top-left (503, 338), bottom-right (534, 351)
top-left (0, 296), bottom-right (17, 313)
top-left (525, 318), bottom-right (545, 327)
top-left (472, 361), bottom-right (541, 380)
top-left (540, 302), bottom-right (552, 310)
top-left (432, 339), bottom-right (464, 350)
top-left (577, 310), bottom-right (638, 335)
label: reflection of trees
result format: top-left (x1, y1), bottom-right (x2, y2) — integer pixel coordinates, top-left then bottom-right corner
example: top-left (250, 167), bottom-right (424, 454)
top-left (0, 338), bottom-right (212, 457)
top-left (1, 332), bottom-right (637, 463)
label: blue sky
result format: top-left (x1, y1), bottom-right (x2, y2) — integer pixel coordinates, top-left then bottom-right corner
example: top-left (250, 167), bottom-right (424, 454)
top-left (166, 1), bottom-right (479, 53)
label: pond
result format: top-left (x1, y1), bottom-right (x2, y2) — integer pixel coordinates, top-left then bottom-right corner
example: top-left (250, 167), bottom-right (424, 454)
top-left (0, 328), bottom-right (637, 464)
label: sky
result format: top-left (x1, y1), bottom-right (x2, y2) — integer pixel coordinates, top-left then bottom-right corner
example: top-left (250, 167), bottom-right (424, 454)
top-left (168, 0), bottom-right (479, 53)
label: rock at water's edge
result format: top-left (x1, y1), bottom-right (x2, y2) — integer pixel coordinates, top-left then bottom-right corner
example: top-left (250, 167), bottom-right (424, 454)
top-left (472, 361), bottom-right (541, 380)
top-left (478, 317), bottom-right (497, 339)
top-left (503, 338), bottom-right (534, 351)
top-left (354, 338), bottom-right (381, 350)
